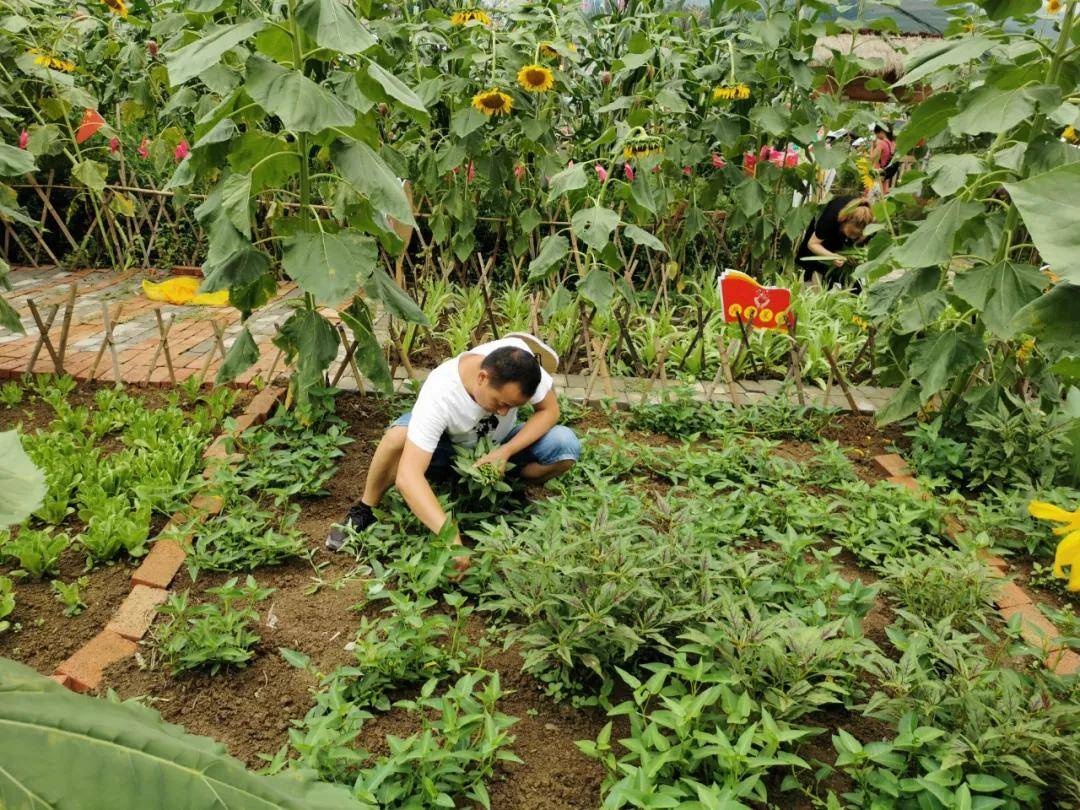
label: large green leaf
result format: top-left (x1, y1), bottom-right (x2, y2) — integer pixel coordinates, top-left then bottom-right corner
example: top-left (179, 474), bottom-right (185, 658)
top-left (295, 0), bottom-right (375, 55)
top-left (331, 141), bottom-right (414, 228)
top-left (897, 93), bottom-right (957, 153)
top-left (0, 297), bottom-right (21, 333)
top-left (273, 309), bottom-right (339, 416)
top-left (1011, 283), bottom-right (1080, 358)
top-left (908, 329), bottom-right (984, 403)
top-left (579, 269), bottom-right (616, 311)
top-left (976, 0), bottom-right (1040, 20)
top-left (220, 172), bottom-right (252, 238)
top-left (952, 261), bottom-right (1045, 338)
top-left (71, 160), bottom-right (107, 194)
top-left (0, 143), bottom-right (34, 177)
top-left (364, 62), bottom-right (426, 114)
top-left (363, 266), bottom-right (426, 324)
top-left (282, 230), bottom-right (376, 305)
top-left (622, 224), bottom-right (666, 253)
top-left (0, 656), bottom-right (363, 807)
top-left (245, 56), bottom-right (354, 134)
top-left (527, 234), bottom-right (569, 281)
top-left (166, 20), bottom-right (266, 87)
top-left (927, 154), bottom-right (983, 197)
top-left (571, 206), bottom-right (620, 251)
top-left (340, 297), bottom-right (392, 394)
top-left (0, 432), bottom-right (45, 527)
top-left (895, 36), bottom-right (994, 88)
top-left (547, 163), bottom-right (587, 201)
top-left (1004, 163), bottom-right (1080, 283)
top-left (216, 326), bottom-right (260, 384)
top-left (876, 380), bottom-right (922, 425)
top-left (893, 200), bottom-right (983, 269)
top-left (949, 85), bottom-right (1036, 136)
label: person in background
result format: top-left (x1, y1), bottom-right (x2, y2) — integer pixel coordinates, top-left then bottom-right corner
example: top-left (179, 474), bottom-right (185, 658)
top-left (870, 124), bottom-right (897, 193)
top-left (796, 196), bottom-right (874, 288)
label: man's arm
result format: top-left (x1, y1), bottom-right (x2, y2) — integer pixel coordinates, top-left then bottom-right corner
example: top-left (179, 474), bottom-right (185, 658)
top-left (396, 440), bottom-right (470, 574)
top-left (807, 232), bottom-right (845, 267)
top-left (479, 389), bottom-right (560, 468)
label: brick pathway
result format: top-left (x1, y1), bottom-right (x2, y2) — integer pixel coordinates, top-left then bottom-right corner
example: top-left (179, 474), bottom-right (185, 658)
top-left (1, 266), bottom-right (896, 412)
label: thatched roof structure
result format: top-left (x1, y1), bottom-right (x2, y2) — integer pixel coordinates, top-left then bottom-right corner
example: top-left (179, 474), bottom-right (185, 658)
top-left (812, 31), bottom-right (942, 82)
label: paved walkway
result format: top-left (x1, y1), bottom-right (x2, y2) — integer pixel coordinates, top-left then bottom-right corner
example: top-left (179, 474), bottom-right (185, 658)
top-left (0, 266), bottom-right (896, 412)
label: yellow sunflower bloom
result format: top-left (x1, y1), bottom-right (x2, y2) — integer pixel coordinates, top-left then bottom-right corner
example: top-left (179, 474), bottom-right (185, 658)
top-left (712, 83), bottom-right (750, 102)
top-left (472, 88), bottom-right (513, 116)
top-left (1029, 501), bottom-right (1080, 535)
top-left (31, 50), bottom-right (75, 72)
top-left (1063, 126), bottom-right (1079, 144)
top-left (1030, 500), bottom-right (1080, 591)
top-left (102, 0), bottom-right (128, 16)
top-left (856, 157), bottom-right (874, 192)
top-left (451, 9), bottom-right (492, 26)
top-left (1016, 337), bottom-right (1036, 364)
top-left (540, 41), bottom-right (576, 59)
top-left (1047, 0), bottom-right (1063, 12)
top-left (517, 64), bottom-right (554, 93)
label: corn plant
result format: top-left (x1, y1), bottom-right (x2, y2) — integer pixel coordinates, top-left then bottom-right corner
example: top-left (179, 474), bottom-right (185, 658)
top-left (3, 529), bottom-right (69, 579)
top-left (154, 576), bottom-right (274, 675)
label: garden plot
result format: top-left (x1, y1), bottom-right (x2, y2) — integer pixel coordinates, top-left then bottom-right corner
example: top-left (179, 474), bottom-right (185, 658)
top-left (0, 376), bottom-right (246, 674)
top-left (17, 388), bottom-right (1061, 810)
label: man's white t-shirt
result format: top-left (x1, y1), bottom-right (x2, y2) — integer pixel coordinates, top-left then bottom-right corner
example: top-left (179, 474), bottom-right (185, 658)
top-left (405, 338), bottom-right (554, 453)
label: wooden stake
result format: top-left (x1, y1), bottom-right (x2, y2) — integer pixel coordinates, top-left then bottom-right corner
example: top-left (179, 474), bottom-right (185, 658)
top-left (55, 283), bottom-right (78, 371)
top-left (146, 309), bottom-right (176, 385)
top-left (88, 302), bottom-right (124, 385)
top-left (824, 346), bottom-right (861, 413)
top-left (196, 320), bottom-right (229, 384)
top-left (709, 334), bottom-right (741, 407)
top-left (786, 314), bottom-right (806, 407)
top-left (26, 300), bottom-right (61, 372)
top-left (582, 335), bottom-right (611, 405)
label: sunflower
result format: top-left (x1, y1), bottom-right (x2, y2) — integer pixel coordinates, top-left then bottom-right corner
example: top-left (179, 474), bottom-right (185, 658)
top-left (856, 157), bottom-right (874, 192)
top-left (30, 49), bottom-right (75, 72)
top-left (712, 83), bottom-right (751, 102)
top-left (1064, 125), bottom-right (1079, 144)
top-left (540, 41), bottom-right (576, 59)
top-left (102, 0), bottom-right (128, 16)
top-left (472, 88), bottom-right (513, 116)
top-left (451, 9), bottom-right (492, 26)
top-left (622, 135), bottom-right (664, 160)
top-left (517, 64), bottom-right (554, 93)
top-left (1047, 0), bottom-right (1063, 12)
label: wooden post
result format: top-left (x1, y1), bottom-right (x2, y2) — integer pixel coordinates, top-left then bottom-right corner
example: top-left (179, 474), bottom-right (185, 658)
top-left (708, 333), bottom-right (741, 407)
top-left (582, 335), bottom-right (611, 405)
top-left (196, 320), bottom-right (229, 384)
top-left (89, 302), bottom-right (124, 385)
top-left (824, 346), bottom-right (861, 413)
top-left (55, 283), bottom-right (78, 371)
top-left (786, 314), bottom-right (806, 407)
top-left (26, 300), bottom-right (61, 372)
top-left (145, 309), bottom-right (176, 385)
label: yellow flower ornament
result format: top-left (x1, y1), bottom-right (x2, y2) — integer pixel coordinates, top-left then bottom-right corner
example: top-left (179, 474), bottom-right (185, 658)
top-left (1029, 500), bottom-right (1080, 591)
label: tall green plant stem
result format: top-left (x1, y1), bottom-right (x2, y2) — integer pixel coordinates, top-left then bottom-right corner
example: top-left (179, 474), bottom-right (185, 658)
top-left (285, 0), bottom-right (315, 314)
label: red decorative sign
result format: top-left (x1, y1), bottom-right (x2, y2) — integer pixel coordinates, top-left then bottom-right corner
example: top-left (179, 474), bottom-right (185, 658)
top-left (75, 109), bottom-right (105, 144)
top-left (718, 270), bottom-right (792, 330)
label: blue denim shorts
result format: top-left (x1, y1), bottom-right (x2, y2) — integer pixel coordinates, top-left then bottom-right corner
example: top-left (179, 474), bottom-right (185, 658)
top-left (391, 412), bottom-right (581, 471)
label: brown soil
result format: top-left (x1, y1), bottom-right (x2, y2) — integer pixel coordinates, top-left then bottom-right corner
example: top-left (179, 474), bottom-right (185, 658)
top-left (820, 413), bottom-right (908, 483)
top-left (0, 549), bottom-right (135, 672)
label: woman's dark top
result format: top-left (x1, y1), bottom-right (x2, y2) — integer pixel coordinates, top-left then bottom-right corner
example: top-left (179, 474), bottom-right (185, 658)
top-left (797, 195), bottom-right (857, 274)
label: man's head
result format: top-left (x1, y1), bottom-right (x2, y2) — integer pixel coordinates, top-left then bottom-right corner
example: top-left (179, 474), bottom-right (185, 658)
top-left (873, 124), bottom-right (892, 140)
top-left (475, 347), bottom-right (541, 415)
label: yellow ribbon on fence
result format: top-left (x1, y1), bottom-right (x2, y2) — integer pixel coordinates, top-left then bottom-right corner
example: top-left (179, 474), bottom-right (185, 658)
top-left (142, 277), bottom-right (229, 307)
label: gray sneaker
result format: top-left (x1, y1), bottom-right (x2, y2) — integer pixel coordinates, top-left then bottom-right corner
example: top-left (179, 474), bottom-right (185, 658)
top-left (325, 502), bottom-right (376, 551)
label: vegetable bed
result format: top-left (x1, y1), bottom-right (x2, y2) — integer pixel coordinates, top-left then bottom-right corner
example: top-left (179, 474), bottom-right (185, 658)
top-left (4, 377), bottom-right (1079, 809)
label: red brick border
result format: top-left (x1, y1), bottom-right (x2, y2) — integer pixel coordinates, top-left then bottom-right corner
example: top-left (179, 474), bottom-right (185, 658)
top-left (872, 453), bottom-right (1078, 677)
top-left (49, 386), bottom-right (287, 692)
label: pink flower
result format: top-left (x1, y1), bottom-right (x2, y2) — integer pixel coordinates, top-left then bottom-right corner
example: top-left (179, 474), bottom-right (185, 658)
top-left (466, 161), bottom-right (475, 183)
top-left (148, 40), bottom-right (158, 57)
top-left (568, 160), bottom-right (574, 168)
top-left (594, 164), bottom-right (608, 183)
top-left (137, 137), bottom-right (149, 159)
top-left (514, 163), bottom-right (525, 179)
top-left (109, 136), bottom-right (120, 154)
top-left (623, 163), bottom-right (635, 182)
top-left (452, 165), bottom-right (460, 175)
top-left (711, 152), bottom-right (725, 169)
top-left (682, 166), bottom-right (692, 176)
top-left (173, 139), bottom-right (189, 161)
top-left (18, 130), bottom-right (28, 150)
top-left (651, 165), bottom-right (661, 174)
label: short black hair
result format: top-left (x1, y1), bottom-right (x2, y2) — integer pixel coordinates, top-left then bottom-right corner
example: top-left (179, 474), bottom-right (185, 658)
top-left (481, 347), bottom-right (541, 397)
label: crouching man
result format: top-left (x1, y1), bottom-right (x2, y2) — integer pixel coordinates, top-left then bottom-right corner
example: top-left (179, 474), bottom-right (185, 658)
top-left (325, 334), bottom-right (580, 573)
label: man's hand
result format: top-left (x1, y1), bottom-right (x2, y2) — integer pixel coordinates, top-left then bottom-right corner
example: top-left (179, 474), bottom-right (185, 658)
top-left (450, 532), bottom-right (471, 580)
top-left (474, 446), bottom-right (510, 475)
